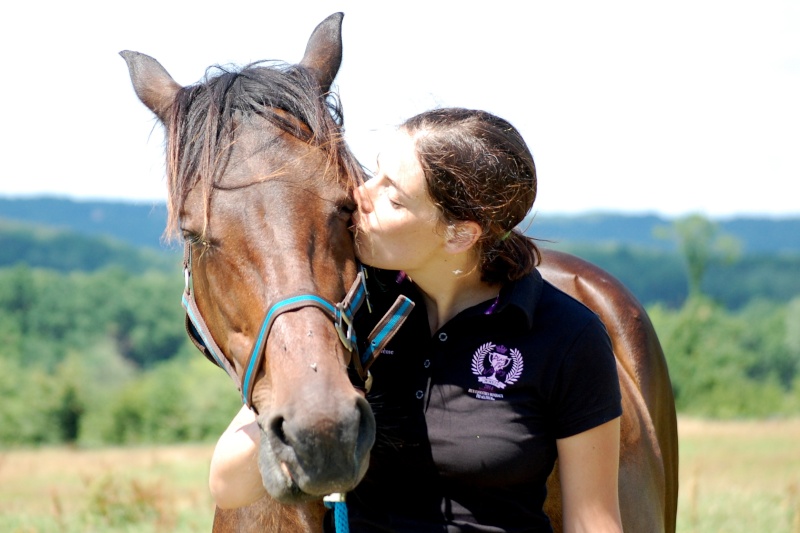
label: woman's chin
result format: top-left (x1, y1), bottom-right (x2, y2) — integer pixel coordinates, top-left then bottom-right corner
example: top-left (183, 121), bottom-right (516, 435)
top-left (353, 241), bottom-right (376, 266)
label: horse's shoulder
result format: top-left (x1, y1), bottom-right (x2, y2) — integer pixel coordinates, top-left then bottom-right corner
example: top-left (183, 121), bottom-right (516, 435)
top-left (538, 248), bottom-right (659, 379)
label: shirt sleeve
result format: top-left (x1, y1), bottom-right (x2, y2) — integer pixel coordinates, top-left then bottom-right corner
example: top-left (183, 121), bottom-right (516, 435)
top-left (550, 316), bottom-right (622, 440)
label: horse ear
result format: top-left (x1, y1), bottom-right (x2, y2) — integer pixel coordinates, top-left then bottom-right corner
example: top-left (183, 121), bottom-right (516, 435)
top-left (299, 12), bottom-right (344, 94)
top-left (120, 50), bottom-right (181, 122)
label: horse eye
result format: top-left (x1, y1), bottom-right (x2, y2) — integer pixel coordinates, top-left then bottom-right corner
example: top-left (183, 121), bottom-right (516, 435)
top-left (338, 200), bottom-right (356, 216)
top-left (182, 229), bottom-right (209, 248)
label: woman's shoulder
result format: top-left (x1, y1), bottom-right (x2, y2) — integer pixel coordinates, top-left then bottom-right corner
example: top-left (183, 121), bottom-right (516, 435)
top-left (500, 269), bottom-right (602, 333)
top-left (537, 276), bottom-right (604, 329)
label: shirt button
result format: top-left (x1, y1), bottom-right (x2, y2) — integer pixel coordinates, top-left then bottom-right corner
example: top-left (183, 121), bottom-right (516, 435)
top-left (438, 332), bottom-right (448, 341)
top-left (423, 359), bottom-right (431, 368)
top-left (415, 390), bottom-right (424, 399)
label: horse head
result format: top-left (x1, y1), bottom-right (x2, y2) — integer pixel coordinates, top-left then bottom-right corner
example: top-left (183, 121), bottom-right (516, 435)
top-left (121, 13), bottom-right (375, 503)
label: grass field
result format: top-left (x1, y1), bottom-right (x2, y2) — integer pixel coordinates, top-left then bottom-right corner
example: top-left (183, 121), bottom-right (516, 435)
top-left (677, 418), bottom-right (800, 533)
top-left (1, 417), bottom-right (799, 532)
top-left (0, 444), bottom-right (216, 532)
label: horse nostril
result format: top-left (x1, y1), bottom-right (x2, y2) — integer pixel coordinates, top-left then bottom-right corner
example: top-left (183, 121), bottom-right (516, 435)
top-left (269, 415), bottom-right (289, 446)
top-left (355, 395), bottom-right (376, 458)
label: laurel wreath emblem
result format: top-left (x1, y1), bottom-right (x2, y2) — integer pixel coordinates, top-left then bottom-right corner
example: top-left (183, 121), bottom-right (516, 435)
top-left (471, 342), bottom-right (496, 376)
top-left (471, 342), bottom-right (524, 386)
top-left (505, 348), bottom-right (524, 385)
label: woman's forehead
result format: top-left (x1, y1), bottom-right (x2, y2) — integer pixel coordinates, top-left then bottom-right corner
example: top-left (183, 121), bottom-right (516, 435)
top-left (378, 131), bottom-right (425, 193)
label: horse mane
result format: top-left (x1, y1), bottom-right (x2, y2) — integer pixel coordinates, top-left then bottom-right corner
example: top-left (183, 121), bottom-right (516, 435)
top-left (163, 61), bottom-right (363, 240)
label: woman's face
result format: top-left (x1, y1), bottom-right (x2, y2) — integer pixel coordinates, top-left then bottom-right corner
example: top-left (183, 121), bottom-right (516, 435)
top-left (352, 130), bottom-right (446, 272)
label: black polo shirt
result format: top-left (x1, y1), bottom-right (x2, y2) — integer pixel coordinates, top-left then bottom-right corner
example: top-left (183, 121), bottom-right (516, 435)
top-left (343, 268), bottom-right (622, 533)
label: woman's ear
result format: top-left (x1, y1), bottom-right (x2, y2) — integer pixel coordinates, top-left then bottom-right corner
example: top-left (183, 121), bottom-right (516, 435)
top-left (444, 221), bottom-right (481, 254)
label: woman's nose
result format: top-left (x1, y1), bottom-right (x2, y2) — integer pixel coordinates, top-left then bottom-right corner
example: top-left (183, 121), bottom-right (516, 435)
top-left (354, 182), bottom-right (374, 213)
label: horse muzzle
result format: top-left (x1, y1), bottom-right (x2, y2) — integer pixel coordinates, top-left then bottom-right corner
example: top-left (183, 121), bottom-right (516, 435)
top-left (256, 392), bottom-right (375, 502)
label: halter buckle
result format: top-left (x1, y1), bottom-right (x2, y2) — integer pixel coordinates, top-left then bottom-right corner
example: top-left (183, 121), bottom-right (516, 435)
top-left (334, 303), bottom-right (356, 352)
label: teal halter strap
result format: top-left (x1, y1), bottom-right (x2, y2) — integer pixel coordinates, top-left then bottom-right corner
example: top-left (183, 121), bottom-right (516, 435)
top-left (181, 242), bottom-right (414, 409)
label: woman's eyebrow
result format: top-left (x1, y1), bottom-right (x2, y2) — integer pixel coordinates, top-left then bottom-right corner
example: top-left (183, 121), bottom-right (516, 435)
top-left (384, 176), bottom-right (410, 200)
top-left (375, 154), bottom-right (411, 200)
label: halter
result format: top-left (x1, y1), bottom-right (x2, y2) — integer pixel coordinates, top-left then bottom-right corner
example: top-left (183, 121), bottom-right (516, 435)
top-left (180, 242), bottom-right (414, 410)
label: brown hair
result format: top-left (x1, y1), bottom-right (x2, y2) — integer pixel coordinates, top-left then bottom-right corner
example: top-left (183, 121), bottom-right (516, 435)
top-left (163, 62), bottom-right (362, 241)
top-left (401, 108), bottom-right (540, 283)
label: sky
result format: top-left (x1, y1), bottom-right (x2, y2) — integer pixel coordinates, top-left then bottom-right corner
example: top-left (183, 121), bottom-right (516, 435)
top-left (1, 0), bottom-right (798, 218)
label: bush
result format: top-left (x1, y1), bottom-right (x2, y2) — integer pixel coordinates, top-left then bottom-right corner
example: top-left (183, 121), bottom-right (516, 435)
top-left (649, 296), bottom-right (800, 418)
top-left (0, 357), bottom-right (60, 445)
top-left (100, 352), bottom-right (240, 445)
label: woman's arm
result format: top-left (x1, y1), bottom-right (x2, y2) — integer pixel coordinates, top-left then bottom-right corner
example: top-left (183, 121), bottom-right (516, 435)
top-left (209, 404), bottom-right (267, 509)
top-left (556, 417), bottom-right (623, 533)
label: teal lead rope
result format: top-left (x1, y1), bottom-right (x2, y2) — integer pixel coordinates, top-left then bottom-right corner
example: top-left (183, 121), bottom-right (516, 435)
top-left (323, 493), bottom-right (349, 533)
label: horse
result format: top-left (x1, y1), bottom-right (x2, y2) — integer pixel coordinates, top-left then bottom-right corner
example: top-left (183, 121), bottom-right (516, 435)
top-left (122, 12), bottom-right (678, 533)
top-left (122, 12), bottom-right (378, 532)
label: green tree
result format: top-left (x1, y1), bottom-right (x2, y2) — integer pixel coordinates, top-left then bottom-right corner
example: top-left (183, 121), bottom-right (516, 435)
top-left (0, 356), bottom-right (61, 444)
top-left (102, 350), bottom-right (239, 444)
top-left (0, 265), bottom-right (36, 362)
top-left (649, 297), bottom-right (800, 417)
top-left (656, 214), bottom-right (741, 298)
top-left (50, 353), bottom-right (90, 443)
top-left (738, 299), bottom-right (800, 390)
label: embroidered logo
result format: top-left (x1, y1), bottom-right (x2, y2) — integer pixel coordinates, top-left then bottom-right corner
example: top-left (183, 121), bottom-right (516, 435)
top-left (469, 342), bottom-right (523, 400)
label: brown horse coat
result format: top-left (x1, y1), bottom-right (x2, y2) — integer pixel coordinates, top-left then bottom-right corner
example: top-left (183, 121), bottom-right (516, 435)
top-left (122, 10), bottom-right (376, 517)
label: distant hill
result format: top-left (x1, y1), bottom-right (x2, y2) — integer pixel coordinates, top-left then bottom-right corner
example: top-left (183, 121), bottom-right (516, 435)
top-left (527, 213), bottom-right (800, 255)
top-left (0, 218), bottom-right (176, 273)
top-left (2, 197), bottom-right (799, 255)
top-left (1, 197), bottom-right (798, 308)
top-left (0, 197), bottom-right (169, 250)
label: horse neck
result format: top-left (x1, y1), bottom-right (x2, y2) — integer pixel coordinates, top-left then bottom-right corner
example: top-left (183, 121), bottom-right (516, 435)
top-left (213, 498), bottom-right (326, 532)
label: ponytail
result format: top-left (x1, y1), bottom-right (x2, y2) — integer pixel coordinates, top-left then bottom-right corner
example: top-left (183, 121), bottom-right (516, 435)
top-left (481, 230), bottom-right (541, 283)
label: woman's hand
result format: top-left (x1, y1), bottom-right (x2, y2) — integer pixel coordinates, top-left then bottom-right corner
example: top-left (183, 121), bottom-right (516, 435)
top-left (209, 404), bottom-right (267, 509)
top-left (556, 417), bottom-right (623, 533)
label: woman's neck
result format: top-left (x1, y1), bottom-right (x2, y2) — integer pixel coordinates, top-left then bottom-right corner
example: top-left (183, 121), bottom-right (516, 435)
top-left (405, 261), bottom-right (500, 334)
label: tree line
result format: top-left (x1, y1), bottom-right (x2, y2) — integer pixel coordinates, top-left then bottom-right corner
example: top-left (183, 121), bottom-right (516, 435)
top-left (5, 217), bottom-right (800, 310)
top-left (0, 214), bottom-right (798, 446)
top-left (0, 265), bottom-right (241, 446)
top-left (0, 263), bottom-right (798, 447)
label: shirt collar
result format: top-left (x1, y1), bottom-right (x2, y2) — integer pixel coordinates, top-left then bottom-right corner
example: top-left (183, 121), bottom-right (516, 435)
top-left (489, 269), bottom-right (544, 330)
top-left (373, 267), bottom-right (543, 331)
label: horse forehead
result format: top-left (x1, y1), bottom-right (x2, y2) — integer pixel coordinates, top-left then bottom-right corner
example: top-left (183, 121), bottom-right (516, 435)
top-left (222, 118), bottom-right (339, 188)
top-left (180, 175), bottom-right (331, 227)
top-left (176, 111), bottom-right (352, 230)
top-left (179, 170), bottom-right (342, 239)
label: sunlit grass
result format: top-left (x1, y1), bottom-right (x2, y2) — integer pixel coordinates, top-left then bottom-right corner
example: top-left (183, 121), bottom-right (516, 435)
top-left (677, 418), bottom-right (800, 533)
top-left (0, 444), bottom-right (216, 533)
top-left (1, 418), bottom-right (799, 532)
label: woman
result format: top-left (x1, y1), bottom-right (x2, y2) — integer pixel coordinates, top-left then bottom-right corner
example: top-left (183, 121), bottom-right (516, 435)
top-left (210, 108), bottom-right (623, 533)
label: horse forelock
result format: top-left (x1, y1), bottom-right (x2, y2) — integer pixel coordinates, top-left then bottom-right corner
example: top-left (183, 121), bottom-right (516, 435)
top-left (162, 61), bottom-right (364, 242)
